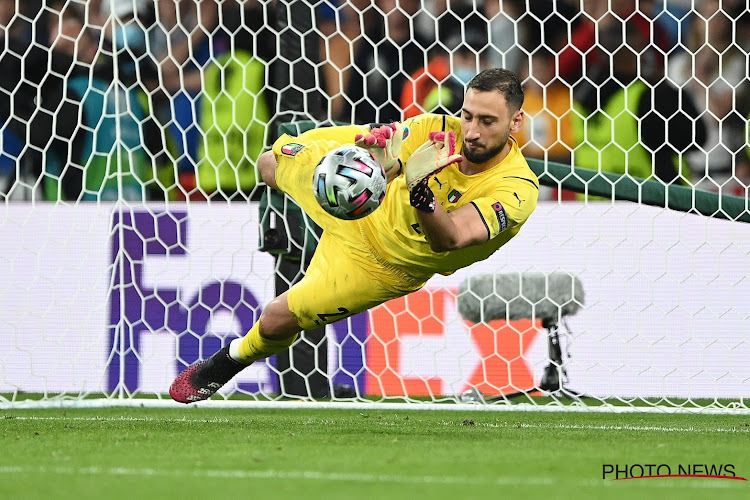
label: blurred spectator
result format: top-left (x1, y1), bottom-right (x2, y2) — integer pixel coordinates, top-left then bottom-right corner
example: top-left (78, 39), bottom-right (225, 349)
top-left (1, 0), bottom-right (172, 202)
top-left (43, 2), bottom-right (101, 200)
top-left (0, 0), bottom-right (22, 199)
top-left (484, 0), bottom-right (527, 74)
top-left (0, 123), bottom-right (22, 199)
top-left (151, 0), bottom-right (219, 94)
top-left (501, 3), bottom-right (577, 199)
top-left (400, 2), bottom-right (491, 118)
top-left (195, 1), bottom-right (274, 200)
top-left (64, 0), bottom-right (172, 201)
top-left (0, 0), bottom-right (41, 200)
top-left (99, 0), bottom-right (160, 89)
top-left (0, 1), bottom-right (96, 200)
top-left (558, 0), bottom-right (668, 87)
top-left (0, 0), bottom-right (12, 34)
top-left (150, 0), bottom-right (220, 199)
top-left (667, 1), bottom-right (750, 194)
top-left (515, 47), bottom-right (575, 164)
top-left (514, 37), bottom-right (578, 201)
top-left (336, 0), bottom-right (430, 124)
top-left (651, 0), bottom-right (693, 48)
top-left (317, 0), bottom-right (369, 120)
top-left (400, 30), bottom-right (490, 119)
top-left (571, 21), bottom-right (706, 186)
top-left (498, 0), bottom-right (579, 74)
top-left (4, 1), bottom-right (169, 201)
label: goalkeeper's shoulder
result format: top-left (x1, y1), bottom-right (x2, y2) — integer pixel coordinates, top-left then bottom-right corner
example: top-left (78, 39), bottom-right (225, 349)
top-left (506, 137), bottom-right (539, 186)
top-left (298, 124), bottom-right (370, 144)
top-left (271, 133), bottom-right (335, 166)
top-left (271, 123), bottom-right (370, 159)
top-left (401, 113), bottom-right (458, 140)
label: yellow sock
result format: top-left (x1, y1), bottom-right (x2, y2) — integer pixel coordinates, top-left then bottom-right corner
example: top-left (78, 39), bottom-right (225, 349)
top-left (231, 322), bottom-right (298, 363)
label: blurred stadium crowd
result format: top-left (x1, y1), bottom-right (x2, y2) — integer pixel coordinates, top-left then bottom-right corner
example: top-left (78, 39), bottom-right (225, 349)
top-left (0, 0), bottom-right (749, 202)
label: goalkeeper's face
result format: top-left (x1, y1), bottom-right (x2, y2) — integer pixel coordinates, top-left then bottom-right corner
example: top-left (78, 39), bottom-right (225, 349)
top-left (460, 89), bottom-right (523, 165)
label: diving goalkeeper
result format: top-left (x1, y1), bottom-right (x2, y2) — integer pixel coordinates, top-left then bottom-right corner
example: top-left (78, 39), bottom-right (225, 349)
top-left (170, 68), bottom-right (539, 403)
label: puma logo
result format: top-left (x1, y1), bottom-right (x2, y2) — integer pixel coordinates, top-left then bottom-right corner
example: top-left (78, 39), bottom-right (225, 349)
top-left (434, 177), bottom-right (446, 190)
top-left (513, 192), bottom-right (525, 207)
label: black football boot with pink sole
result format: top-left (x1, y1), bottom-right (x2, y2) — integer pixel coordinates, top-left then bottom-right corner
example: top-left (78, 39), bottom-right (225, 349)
top-left (169, 345), bottom-right (247, 403)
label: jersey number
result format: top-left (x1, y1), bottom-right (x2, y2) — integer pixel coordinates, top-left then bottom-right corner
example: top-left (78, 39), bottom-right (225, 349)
top-left (314, 307), bottom-right (350, 325)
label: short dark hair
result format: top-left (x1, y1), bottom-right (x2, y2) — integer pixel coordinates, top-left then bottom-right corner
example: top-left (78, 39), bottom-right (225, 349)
top-left (467, 68), bottom-right (525, 113)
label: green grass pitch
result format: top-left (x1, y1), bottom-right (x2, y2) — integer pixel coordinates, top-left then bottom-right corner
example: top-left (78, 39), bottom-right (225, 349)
top-left (1, 407), bottom-right (748, 499)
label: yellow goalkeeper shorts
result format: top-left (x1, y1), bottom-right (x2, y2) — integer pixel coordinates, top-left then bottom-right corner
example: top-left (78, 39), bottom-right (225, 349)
top-left (286, 231), bottom-right (428, 330)
top-left (275, 146), bottom-right (428, 330)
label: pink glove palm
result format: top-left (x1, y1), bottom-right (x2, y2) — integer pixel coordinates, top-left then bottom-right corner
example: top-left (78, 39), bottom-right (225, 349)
top-left (354, 123), bottom-right (404, 173)
top-left (404, 131), bottom-right (463, 191)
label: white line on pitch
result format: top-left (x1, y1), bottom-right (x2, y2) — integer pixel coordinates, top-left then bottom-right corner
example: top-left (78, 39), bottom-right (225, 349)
top-left (520, 422), bottom-right (750, 433)
top-left (0, 465), bottom-right (743, 489)
top-left (0, 465), bottom-right (555, 487)
top-left (441, 421), bottom-right (750, 434)
top-left (3, 415), bottom-right (749, 434)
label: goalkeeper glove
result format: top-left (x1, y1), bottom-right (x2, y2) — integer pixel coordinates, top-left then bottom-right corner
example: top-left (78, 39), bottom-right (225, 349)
top-left (409, 178), bottom-right (437, 213)
top-left (404, 131), bottom-right (463, 191)
top-left (354, 123), bottom-right (404, 173)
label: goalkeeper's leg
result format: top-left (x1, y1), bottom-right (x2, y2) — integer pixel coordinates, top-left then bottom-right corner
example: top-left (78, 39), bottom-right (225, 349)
top-left (169, 233), bottom-right (427, 403)
top-left (169, 293), bottom-right (301, 404)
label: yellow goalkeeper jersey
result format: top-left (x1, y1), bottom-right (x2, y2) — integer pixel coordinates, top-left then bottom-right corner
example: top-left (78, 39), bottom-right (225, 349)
top-left (271, 115), bottom-right (538, 277)
top-left (360, 113), bottom-right (539, 276)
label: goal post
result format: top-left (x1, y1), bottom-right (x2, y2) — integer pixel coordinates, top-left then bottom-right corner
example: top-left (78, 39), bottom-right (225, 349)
top-left (1, 1), bottom-right (749, 413)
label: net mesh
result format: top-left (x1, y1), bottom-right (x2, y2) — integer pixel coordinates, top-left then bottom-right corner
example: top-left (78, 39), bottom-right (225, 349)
top-left (0, 0), bottom-right (748, 412)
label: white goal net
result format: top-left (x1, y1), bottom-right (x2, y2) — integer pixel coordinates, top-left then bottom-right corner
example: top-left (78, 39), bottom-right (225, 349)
top-left (0, 0), bottom-right (748, 412)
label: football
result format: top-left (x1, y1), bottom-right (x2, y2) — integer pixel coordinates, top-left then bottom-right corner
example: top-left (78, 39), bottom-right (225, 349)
top-left (313, 145), bottom-right (387, 220)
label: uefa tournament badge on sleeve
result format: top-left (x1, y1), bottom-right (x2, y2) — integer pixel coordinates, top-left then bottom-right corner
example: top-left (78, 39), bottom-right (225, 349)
top-left (492, 202), bottom-right (508, 232)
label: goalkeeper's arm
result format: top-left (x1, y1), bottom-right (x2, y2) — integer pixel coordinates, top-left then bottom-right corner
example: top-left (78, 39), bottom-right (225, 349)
top-left (259, 124), bottom-right (371, 189)
top-left (405, 131), bottom-right (488, 252)
top-left (414, 190), bottom-right (490, 252)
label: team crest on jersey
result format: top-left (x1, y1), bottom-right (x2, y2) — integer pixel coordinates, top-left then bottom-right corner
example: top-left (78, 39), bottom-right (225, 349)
top-left (281, 143), bottom-right (305, 156)
top-left (492, 202), bottom-right (508, 232)
top-left (447, 189), bottom-right (461, 203)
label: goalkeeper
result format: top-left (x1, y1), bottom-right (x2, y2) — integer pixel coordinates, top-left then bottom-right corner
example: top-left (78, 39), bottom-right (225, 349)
top-left (171, 68), bottom-right (539, 403)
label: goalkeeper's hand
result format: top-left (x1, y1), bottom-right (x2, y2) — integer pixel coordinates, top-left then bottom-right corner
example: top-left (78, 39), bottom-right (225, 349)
top-left (404, 131), bottom-right (463, 191)
top-left (354, 123), bottom-right (404, 173)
